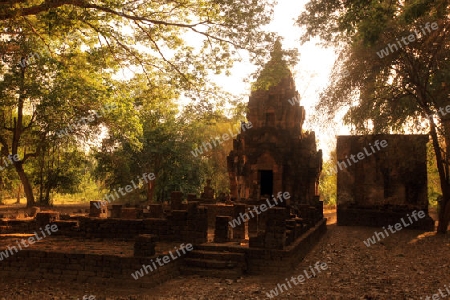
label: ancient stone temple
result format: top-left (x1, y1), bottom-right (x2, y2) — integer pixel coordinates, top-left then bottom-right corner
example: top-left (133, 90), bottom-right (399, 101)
top-left (226, 42), bottom-right (322, 207)
top-left (336, 134), bottom-right (434, 230)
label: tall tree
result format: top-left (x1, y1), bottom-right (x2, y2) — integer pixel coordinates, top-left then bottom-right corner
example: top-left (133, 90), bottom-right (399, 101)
top-left (297, 0), bottom-right (450, 232)
top-left (0, 0), bottom-right (294, 206)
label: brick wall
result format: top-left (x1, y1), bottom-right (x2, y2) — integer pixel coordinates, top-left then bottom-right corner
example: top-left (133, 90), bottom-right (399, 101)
top-left (246, 218), bottom-right (327, 274)
top-left (203, 204), bottom-right (235, 228)
top-left (0, 249), bottom-right (181, 288)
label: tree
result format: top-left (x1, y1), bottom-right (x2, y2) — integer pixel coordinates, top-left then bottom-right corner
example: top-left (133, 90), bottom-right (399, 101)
top-left (297, 0), bottom-right (450, 232)
top-left (1, 0), bottom-right (294, 206)
top-left (0, 0), bottom-right (288, 96)
top-left (319, 151), bottom-right (337, 206)
top-left (93, 74), bottom-right (246, 204)
top-left (0, 33), bottom-right (117, 207)
top-left (31, 144), bottom-right (88, 206)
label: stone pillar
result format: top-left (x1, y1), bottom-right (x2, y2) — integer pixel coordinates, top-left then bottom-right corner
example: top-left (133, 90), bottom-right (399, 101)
top-left (264, 207), bottom-right (286, 249)
top-left (134, 234), bottom-right (157, 257)
top-left (89, 201), bottom-right (107, 218)
top-left (27, 206), bottom-right (41, 218)
top-left (233, 204), bottom-right (246, 240)
top-left (35, 211), bottom-right (60, 227)
top-left (147, 204), bottom-right (163, 218)
top-left (315, 200), bottom-right (324, 219)
top-left (187, 193), bottom-right (197, 201)
top-left (121, 207), bottom-right (143, 219)
top-left (171, 191), bottom-right (183, 210)
top-left (110, 204), bottom-right (122, 218)
top-left (214, 216), bottom-right (232, 243)
top-left (247, 210), bottom-right (258, 238)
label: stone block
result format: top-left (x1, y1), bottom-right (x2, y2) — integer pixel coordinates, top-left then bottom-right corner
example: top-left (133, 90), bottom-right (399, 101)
top-left (121, 208), bottom-right (143, 219)
top-left (110, 205), bottom-right (122, 218)
top-left (89, 201), bottom-right (107, 218)
top-left (35, 211), bottom-right (60, 227)
top-left (134, 234), bottom-right (157, 257)
top-left (214, 216), bottom-right (233, 243)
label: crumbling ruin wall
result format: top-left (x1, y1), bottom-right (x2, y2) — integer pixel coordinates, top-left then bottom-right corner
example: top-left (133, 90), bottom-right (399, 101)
top-left (336, 134), bottom-right (434, 229)
top-left (0, 250), bottom-right (181, 288)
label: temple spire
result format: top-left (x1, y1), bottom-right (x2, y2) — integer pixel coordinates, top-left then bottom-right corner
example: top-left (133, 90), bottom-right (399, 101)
top-left (253, 39), bottom-right (291, 91)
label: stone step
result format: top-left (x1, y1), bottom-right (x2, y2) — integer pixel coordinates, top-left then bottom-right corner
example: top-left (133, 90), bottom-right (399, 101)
top-left (187, 250), bottom-right (245, 262)
top-left (179, 266), bottom-right (243, 279)
top-left (184, 258), bottom-right (241, 269)
top-left (193, 243), bottom-right (247, 253)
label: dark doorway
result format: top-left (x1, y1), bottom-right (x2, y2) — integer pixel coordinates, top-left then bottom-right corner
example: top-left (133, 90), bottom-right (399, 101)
top-left (259, 170), bottom-right (273, 196)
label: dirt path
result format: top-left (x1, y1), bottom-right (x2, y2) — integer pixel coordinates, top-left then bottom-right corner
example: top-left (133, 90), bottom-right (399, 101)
top-left (1, 213), bottom-right (449, 300)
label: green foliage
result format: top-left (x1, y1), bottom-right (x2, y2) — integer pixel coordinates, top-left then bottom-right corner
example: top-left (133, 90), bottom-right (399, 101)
top-left (252, 40), bottom-right (299, 91)
top-left (0, 0), bottom-right (285, 205)
top-left (30, 145), bottom-right (90, 205)
top-left (93, 79), bottom-right (243, 203)
top-left (299, 0), bottom-right (450, 231)
top-left (319, 151), bottom-right (337, 206)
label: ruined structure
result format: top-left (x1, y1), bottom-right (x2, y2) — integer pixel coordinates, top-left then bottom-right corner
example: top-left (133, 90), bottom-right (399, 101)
top-left (227, 41), bottom-right (322, 207)
top-left (0, 43), bottom-right (327, 288)
top-left (336, 134), bottom-right (434, 230)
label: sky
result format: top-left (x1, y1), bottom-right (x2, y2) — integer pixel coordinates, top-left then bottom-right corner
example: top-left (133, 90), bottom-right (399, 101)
top-left (112, 0), bottom-right (350, 159)
top-left (209, 0), bottom-right (350, 158)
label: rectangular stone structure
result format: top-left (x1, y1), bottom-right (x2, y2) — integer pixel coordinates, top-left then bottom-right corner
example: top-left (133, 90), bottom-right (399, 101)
top-left (134, 234), bottom-right (157, 257)
top-left (264, 207), bottom-right (286, 249)
top-left (35, 211), bottom-right (60, 227)
top-left (336, 134), bottom-right (434, 230)
top-left (214, 216), bottom-right (233, 243)
top-left (232, 204), bottom-right (246, 240)
top-left (171, 191), bottom-right (183, 211)
top-left (147, 204), bottom-right (164, 218)
top-left (110, 204), bottom-right (122, 218)
top-left (121, 208), bottom-right (143, 219)
top-left (89, 201), bottom-right (107, 218)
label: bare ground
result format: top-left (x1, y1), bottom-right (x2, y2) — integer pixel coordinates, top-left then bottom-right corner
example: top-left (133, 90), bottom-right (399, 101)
top-left (1, 209), bottom-right (450, 300)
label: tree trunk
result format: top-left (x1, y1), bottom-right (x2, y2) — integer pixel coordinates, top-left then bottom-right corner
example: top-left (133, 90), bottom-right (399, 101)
top-left (16, 184), bottom-right (21, 204)
top-left (44, 184), bottom-right (51, 206)
top-left (14, 162), bottom-right (34, 208)
top-left (11, 67), bottom-right (34, 208)
top-left (146, 180), bottom-right (154, 202)
top-left (429, 118), bottom-right (450, 233)
top-left (437, 119), bottom-right (450, 233)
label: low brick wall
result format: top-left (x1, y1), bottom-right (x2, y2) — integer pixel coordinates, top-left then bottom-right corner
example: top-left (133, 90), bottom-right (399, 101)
top-left (0, 219), bottom-right (36, 233)
top-left (203, 204), bottom-right (235, 228)
top-left (246, 218), bottom-right (327, 274)
top-left (2, 207), bottom-right (208, 244)
top-left (0, 249), bottom-right (181, 288)
top-left (337, 208), bottom-right (435, 230)
top-left (76, 217), bottom-right (206, 244)
top-left (0, 218), bottom-right (327, 283)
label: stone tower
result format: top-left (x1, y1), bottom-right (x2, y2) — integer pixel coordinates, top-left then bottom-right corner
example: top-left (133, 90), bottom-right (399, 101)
top-left (227, 41), bottom-right (322, 207)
